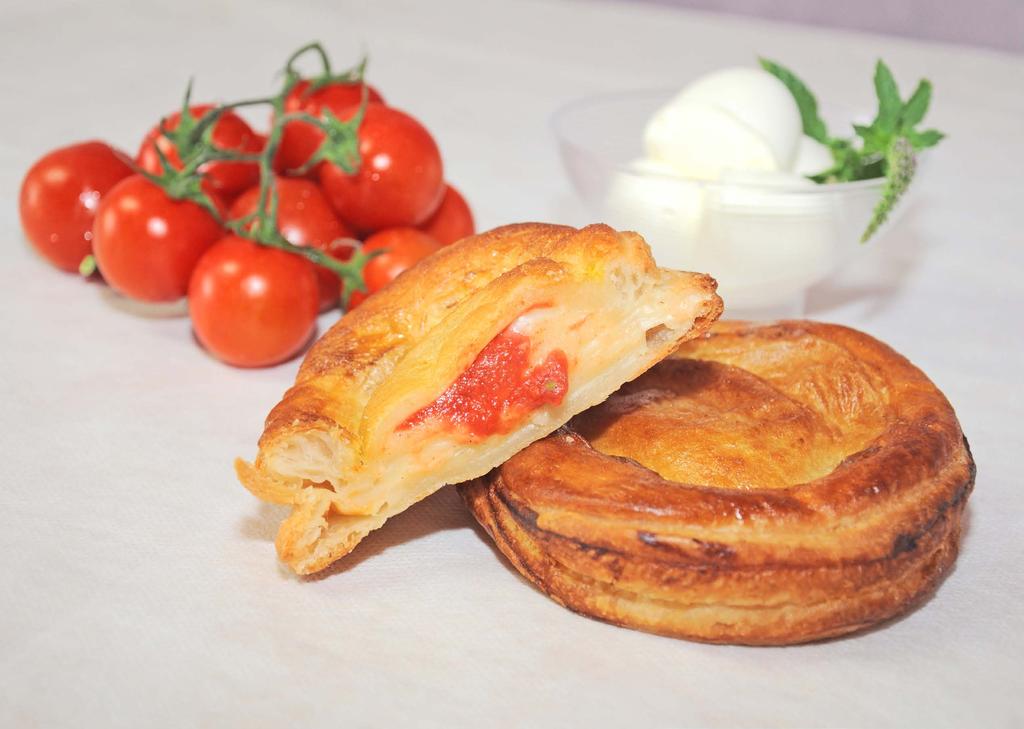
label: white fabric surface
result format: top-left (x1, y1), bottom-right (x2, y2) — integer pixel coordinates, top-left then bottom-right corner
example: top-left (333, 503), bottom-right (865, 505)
top-left (1, 1), bottom-right (1021, 727)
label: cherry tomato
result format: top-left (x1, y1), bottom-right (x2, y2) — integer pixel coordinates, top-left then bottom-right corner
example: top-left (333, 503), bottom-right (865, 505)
top-left (418, 184), bottom-right (475, 245)
top-left (136, 105), bottom-right (263, 196)
top-left (276, 79), bottom-right (385, 176)
top-left (92, 175), bottom-right (225, 302)
top-left (348, 227), bottom-right (441, 309)
top-left (319, 103), bottom-right (444, 234)
top-left (229, 177), bottom-right (355, 311)
top-left (189, 236), bottom-right (319, 368)
top-left (19, 141), bottom-right (133, 272)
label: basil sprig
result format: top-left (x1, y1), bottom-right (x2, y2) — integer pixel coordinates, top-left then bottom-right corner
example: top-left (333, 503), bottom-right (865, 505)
top-left (760, 58), bottom-right (945, 242)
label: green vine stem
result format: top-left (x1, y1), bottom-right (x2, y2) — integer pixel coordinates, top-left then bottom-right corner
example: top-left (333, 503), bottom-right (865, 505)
top-left (140, 42), bottom-right (376, 305)
top-left (286, 41), bottom-right (333, 81)
top-left (284, 41), bottom-right (366, 94)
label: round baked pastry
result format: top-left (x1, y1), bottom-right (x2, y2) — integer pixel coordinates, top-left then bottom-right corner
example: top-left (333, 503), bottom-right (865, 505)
top-left (236, 223), bottom-right (722, 574)
top-left (460, 321), bottom-right (975, 645)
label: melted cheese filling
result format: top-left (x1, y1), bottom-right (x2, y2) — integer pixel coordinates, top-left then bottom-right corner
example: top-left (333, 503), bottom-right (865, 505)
top-left (398, 309), bottom-right (570, 441)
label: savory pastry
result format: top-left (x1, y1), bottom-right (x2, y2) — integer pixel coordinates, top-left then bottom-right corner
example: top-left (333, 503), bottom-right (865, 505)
top-left (460, 321), bottom-right (975, 645)
top-left (237, 223), bottom-right (723, 574)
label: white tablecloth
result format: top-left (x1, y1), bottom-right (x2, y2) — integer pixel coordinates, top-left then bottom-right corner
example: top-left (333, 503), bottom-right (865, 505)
top-left (2, 1), bottom-right (1021, 726)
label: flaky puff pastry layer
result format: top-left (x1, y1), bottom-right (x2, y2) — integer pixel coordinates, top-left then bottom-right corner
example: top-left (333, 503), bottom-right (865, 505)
top-left (237, 223), bottom-right (722, 574)
top-left (460, 321), bottom-right (975, 645)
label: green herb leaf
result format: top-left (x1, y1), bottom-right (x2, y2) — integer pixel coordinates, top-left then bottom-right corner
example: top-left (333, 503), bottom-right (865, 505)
top-left (763, 55), bottom-right (945, 244)
top-left (853, 123), bottom-right (888, 156)
top-left (759, 57), bottom-right (830, 144)
top-left (873, 60), bottom-right (902, 135)
top-left (906, 128), bottom-right (945, 149)
top-left (900, 79), bottom-right (932, 128)
top-left (862, 136), bottom-right (916, 242)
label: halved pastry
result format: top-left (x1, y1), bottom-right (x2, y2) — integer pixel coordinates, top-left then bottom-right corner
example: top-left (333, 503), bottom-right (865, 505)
top-left (236, 223), bottom-right (723, 574)
top-left (460, 320), bottom-right (975, 645)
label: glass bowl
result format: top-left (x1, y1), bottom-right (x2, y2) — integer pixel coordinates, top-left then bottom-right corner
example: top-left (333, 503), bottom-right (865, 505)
top-left (552, 89), bottom-right (908, 317)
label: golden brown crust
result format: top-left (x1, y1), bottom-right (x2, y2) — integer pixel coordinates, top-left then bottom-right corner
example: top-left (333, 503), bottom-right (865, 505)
top-left (238, 223), bottom-right (723, 573)
top-left (459, 321), bottom-right (975, 645)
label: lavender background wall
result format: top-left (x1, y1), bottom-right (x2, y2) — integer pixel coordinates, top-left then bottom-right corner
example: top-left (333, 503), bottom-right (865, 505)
top-left (632, 0), bottom-right (1024, 52)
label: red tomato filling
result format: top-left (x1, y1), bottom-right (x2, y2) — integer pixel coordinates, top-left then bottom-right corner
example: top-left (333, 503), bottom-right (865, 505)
top-left (400, 327), bottom-right (569, 438)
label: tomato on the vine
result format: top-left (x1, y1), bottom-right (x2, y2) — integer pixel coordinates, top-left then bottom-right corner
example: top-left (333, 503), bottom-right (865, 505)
top-left (189, 236), bottom-right (320, 368)
top-left (418, 184), bottom-right (475, 245)
top-left (19, 141), bottom-right (134, 272)
top-left (136, 105), bottom-right (263, 196)
top-left (347, 227), bottom-right (442, 309)
top-left (319, 103), bottom-right (444, 234)
top-left (276, 79), bottom-right (385, 176)
top-left (229, 177), bottom-right (355, 311)
top-left (92, 175), bottom-right (225, 302)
